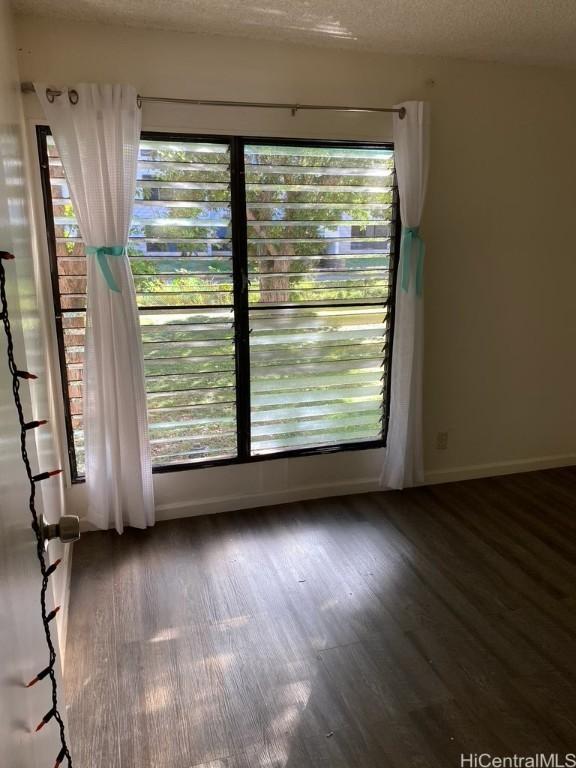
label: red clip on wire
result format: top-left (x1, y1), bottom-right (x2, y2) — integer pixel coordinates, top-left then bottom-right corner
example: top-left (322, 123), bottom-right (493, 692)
top-left (45, 558), bottom-right (62, 577)
top-left (24, 419), bottom-right (48, 430)
top-left (26, 666), bottom-right (51, 688)
top-left (32, 469), bottom-right (63, 482)
top-left (35, 708), bottom-right (55, 732)
top-left (46, 606), bottom-right (61, 623)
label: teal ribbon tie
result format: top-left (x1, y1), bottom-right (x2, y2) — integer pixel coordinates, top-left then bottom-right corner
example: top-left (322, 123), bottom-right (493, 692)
top-left (86, 245), bottom-right (125, 293)
top-left (400, 226), bottom-right (425, 297)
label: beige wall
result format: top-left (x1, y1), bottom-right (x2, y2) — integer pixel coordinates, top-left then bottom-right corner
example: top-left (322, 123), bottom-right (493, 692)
top-left (0, 0), bottom-right (69, 758)
top-left (14, 15), bottom-right (576, 518)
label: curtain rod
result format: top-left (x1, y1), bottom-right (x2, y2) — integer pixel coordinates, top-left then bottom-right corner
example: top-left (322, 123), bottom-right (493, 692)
top-left (20, 81), bottom-right (406, 118)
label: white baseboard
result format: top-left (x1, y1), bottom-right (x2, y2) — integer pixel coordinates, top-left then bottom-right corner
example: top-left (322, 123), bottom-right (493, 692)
top-left (424, 453), bottom-right (576, 485)
top-left (155, 477), bottom-right (380, 521)
top-left (155, 455), bottom-right (576, 522)
top-left (77, 454), bottom-right (576, 529)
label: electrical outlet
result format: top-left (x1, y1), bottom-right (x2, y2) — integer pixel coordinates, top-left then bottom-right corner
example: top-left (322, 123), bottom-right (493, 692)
top-left (436, 431), bottom-right (449, 450)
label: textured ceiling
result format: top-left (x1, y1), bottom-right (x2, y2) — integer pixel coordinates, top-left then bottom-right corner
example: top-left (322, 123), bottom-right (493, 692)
top-left (12, 0), bottom-right (576, 67)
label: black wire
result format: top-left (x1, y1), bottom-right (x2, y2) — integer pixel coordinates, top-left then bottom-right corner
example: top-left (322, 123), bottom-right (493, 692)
top-left (0, 258), bottom-right (73, 768)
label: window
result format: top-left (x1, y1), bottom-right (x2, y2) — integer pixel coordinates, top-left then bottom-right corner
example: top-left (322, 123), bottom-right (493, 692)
top-left (38, 128), bottom-right (398, 479)
top-left (350, 224), bottom-right (390, 251)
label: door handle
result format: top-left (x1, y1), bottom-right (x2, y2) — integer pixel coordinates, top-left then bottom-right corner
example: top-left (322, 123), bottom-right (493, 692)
top-left (39, 513), bottom-right (81, 545)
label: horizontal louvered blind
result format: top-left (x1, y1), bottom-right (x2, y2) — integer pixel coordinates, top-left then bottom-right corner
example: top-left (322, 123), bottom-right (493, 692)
top-left (244, 144), bottom-right (396, 455)
top-left (46, 134), bottom-right (237, 474)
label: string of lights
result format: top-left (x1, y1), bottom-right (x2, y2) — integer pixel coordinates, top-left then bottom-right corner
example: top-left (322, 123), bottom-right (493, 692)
top-left (0, 250), bottom-right (73, 768)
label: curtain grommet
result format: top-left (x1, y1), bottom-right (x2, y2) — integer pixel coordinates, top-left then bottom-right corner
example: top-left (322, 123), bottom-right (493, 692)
top-left (46, 88), bottom-right (55, 103)
top-left (68, 89), bottom-right (79, 105)
top-left (398, 106), bottom-right (407, 120)
top-left (137, 94), bottom-right (142, 109)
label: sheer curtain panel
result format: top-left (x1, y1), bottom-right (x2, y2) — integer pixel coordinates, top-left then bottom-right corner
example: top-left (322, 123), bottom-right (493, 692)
top-left (381, 101), bottom-right (430, 489)
top-left (37, 82), bottom-right (154, 533)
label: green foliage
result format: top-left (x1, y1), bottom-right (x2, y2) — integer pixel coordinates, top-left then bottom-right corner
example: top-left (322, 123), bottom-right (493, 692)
top-left (59, 140), bottom-right (393, 469)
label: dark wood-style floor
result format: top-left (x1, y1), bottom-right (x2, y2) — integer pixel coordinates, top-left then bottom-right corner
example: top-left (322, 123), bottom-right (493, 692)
top-left (64, 468), bottom-right (576, 768)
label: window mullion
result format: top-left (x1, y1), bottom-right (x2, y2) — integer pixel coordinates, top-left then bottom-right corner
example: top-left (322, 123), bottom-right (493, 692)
top-left (229, 136), bottom-right (251, 459)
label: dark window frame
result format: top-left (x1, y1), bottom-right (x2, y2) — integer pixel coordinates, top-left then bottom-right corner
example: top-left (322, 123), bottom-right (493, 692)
top-left (37, 126), bottom-right (400, 482)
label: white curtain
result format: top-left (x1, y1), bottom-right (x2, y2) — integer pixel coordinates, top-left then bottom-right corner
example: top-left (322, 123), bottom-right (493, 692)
top-left (381, 101), bottom-right (430, 489)
top-left (37, 83), bottom-right (154, 533)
